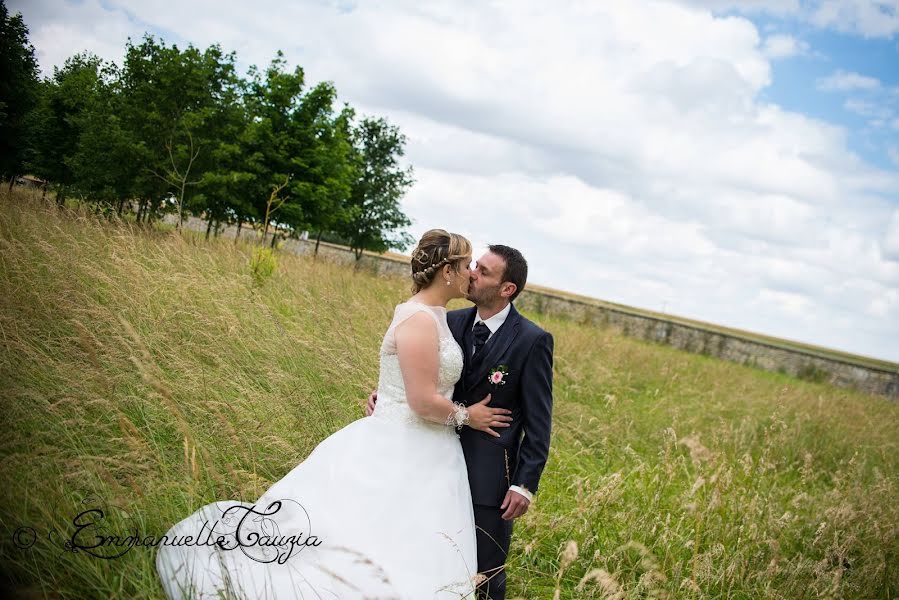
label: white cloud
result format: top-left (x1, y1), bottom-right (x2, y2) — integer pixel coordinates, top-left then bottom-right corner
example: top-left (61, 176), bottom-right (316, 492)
top-left (817, 69), bottom-right (882, 92)
top-left (883, 210), bottom-right (899, 262)
top-left (889, 146), bottom-right (899, 167)
top-left (757, 288), bottom-right (813, 317)
top-left (13, 0), bottom-right (899, 361)
top-left (867, 287), bottom-right (899, 319)
top-left (844, 98), bottom-right (894, 120)
top-left (762, 33), bottom-right (810, 58)
top-left (9, 0), bottom-right (142, 76)
top-left (677, 0), bottom-right (801, 15)
top-left (811, 0), bottom-right (899, 38)
top-left (676, 0), bottom-right (899, 38)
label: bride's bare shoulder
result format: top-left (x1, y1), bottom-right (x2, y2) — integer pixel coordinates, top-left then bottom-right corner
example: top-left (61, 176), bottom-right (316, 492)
top-left (394, 310), bottom-right (438, 334)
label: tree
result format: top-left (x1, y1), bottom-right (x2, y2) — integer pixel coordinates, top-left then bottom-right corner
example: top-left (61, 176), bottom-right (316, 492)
top-left (151, 130), bottom-right (201, 230)
top-left (260, 174), bottom-right (291, 246)
top-left (118, 35), bottom-right (241, 225)
top-left (12, 31), bottom-right (417, 248)
top-left (27, 54), bottom-right (101, 202)
top-left (28, 54), bottom-right (130, 209)
top-left (293, 92), bottom-right (357, 256)
top-left (194, 65), bottom-right (252, 239)
top-left (0, 0), bottom-right (39, 189)
top-left (241, 53), bottom-right (307, 238)
top-left (339, 116), bottom-right (415, 260)
top-left (70, 60), bottom-right (141, 215)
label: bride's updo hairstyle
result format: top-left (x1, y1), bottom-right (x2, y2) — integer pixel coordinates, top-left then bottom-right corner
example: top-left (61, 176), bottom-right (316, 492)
top-left (410, 229), bottom-right (472, 294)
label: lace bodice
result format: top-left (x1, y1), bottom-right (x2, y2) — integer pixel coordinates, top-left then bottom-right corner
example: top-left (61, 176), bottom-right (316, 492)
top-left (372, 301), bottom-right (464, 433)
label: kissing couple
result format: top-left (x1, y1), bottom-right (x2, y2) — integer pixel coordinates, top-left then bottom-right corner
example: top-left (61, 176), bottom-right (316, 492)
top-left (156, 229), bottom-right (555, 599)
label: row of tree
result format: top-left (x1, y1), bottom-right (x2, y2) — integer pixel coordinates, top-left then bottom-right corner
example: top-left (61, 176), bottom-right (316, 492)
top-left (0, 1), bottom-right (414, 256)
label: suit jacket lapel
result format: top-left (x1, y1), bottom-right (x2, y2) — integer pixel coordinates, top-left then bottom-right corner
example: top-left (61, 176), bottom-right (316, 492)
top-left (465, 303), bottom-right (522, 390)
top-left (452, 306), bottom-right (478, 384)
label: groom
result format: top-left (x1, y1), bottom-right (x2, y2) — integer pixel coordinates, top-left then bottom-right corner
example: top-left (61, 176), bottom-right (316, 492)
top-left (368, 244), bottom-right (554, 600)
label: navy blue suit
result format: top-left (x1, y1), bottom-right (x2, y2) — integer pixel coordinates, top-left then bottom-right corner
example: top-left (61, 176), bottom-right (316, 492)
top-left (447, 303), bottom-right (554, 600)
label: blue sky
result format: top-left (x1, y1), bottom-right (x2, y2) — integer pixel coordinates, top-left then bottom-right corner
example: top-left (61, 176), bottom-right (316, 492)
top-left (751, 16), bottom-right (898, 170)
top-left (11, 0), bottom-right (899, 362)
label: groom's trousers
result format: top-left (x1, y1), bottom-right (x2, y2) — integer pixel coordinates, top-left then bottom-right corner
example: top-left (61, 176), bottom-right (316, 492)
top-left (474, 504), bottom-right (513, 600)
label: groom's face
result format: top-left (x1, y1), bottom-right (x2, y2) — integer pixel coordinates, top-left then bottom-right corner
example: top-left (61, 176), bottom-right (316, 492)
top-left (466, 251), bottom-right (506, 306)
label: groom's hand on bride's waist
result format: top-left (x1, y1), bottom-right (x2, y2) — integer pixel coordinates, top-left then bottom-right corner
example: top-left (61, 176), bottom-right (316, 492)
top-left (365, 390), bottom-right (377, 416)
top-left (466, 394), bottom-right (512, 438)
top-left (364, 391), bottom-right (513, 437)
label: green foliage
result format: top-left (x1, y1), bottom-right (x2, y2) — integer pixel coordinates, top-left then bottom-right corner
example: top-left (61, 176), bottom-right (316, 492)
top-left (338, 116), bottom-right (416, 259)
top-left (118, 36), bottom-right (243, 224)
top-left (19, 27), bottom-right (413, 249)
top-left (26, 53), bottom-right (101, 191)
top-left (249, 246), bottom-right (277, 286)
top-left (0, 0), bottom-right (39, 181)
top-left (31, 53), bottom-right (135, 207)
top-left (797, 362), bottom-right (830, 383)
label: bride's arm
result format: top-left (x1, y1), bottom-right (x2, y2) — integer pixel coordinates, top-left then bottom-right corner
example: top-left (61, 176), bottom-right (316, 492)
top-left (395, 312), bottom-right (511, 434)
top-left (394, 312), bottom-right (460, 425)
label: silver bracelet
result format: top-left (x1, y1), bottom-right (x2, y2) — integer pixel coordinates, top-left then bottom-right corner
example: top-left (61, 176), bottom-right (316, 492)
top-left (445, 401), bottom-right (470, 430)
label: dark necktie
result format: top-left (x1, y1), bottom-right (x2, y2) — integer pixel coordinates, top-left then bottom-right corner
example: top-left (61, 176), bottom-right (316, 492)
top-left (472, 321), bottom-right (491, 357)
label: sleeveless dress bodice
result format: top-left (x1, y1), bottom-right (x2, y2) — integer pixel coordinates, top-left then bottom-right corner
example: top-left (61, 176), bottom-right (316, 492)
top-left (373, 339), bottom-right (463, 430)
top-left (371, 301), bottom-right (464, 432)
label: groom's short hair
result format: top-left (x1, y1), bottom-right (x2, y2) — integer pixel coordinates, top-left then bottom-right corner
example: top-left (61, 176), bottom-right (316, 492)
top-left (488, 244), bottom-right (528, 302)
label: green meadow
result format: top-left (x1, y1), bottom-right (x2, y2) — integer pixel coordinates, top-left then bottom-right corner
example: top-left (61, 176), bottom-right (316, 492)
top-left (1, 191), bottom-right (897, 599)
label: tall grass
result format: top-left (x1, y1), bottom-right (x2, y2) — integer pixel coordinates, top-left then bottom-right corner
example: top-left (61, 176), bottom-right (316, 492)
top-left (1, 190), bottom-right (897, 599)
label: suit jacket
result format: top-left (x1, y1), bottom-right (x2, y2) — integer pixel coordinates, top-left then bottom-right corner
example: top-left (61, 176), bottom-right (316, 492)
top-left (447, 303), bottom-right (554, 507)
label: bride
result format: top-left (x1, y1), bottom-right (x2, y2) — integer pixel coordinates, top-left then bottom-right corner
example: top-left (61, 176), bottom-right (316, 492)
top-left (156, 229), bottom-right (511, 599)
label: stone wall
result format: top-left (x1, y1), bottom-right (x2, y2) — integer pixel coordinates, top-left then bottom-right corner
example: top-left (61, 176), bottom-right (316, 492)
top-left (513, 291), bottom-right (898, 399)
top-left (166, 214), bottom-right (899, 399)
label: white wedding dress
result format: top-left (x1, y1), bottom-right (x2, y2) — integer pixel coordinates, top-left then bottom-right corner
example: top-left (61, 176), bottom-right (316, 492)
top-left (156, 301), bottom-right (478, 599)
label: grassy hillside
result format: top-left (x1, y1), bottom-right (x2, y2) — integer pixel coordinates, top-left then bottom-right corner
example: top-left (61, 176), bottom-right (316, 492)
top-left (1, 191), bottom-right (897, 599)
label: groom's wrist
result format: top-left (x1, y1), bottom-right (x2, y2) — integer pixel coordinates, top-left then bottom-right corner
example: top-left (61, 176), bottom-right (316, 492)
top-left (509, 485), bottom-right (533, 503)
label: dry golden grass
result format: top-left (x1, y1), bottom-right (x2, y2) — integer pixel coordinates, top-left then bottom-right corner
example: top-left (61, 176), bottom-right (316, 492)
top-left (1, 189), bottom-right (897, 599)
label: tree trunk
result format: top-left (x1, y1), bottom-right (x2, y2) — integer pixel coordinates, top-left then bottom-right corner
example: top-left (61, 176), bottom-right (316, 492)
top-left (270, 232), bottom-right (278, 249)
top-left (56, 186), bottom-right (66, 208)
top-left (205, 214), bottom-right (213, 240)
top-left (315, 231), bottom-right (322, 258)
top-left (7, 177), bottom-right (14, 194)
top-left (235, 219), bottom-right (243, 244)
top-left (260, 222), bottom-right (269, 247)
top-left (116, 198), bottom-right (124, 216)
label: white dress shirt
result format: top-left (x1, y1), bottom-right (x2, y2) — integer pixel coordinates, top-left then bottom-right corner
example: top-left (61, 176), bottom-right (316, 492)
top-left (471, 302), bottom-right (511, 349)
top-left (471, 302), bottom-right (533, 504)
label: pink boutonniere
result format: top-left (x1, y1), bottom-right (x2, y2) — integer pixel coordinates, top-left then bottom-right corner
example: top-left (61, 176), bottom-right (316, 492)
top-left (488, 365), bottom-right (509, 386)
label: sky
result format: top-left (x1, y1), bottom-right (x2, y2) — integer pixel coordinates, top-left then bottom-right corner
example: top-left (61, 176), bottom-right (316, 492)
top-left (11, 0), bottom-right (899, 362)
